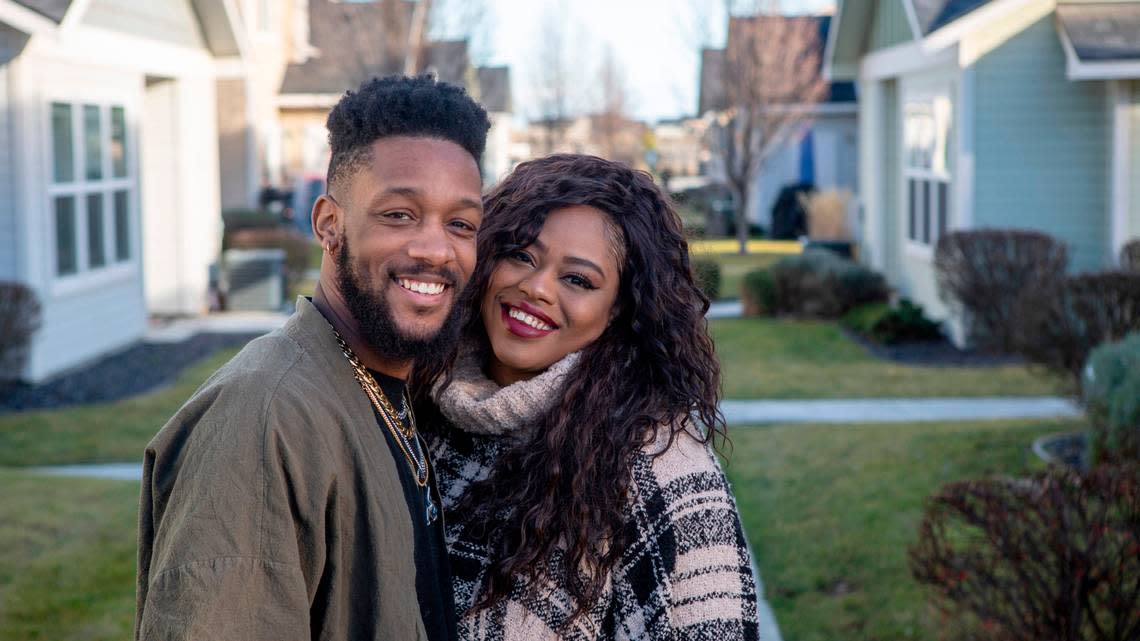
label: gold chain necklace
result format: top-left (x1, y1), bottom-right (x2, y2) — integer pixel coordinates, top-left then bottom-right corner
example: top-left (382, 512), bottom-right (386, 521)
top-left (333, 331), bottom-right (429, 488)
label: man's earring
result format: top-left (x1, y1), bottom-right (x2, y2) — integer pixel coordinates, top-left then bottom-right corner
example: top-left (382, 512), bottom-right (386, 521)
top-left (325, 242), bottom-right (332, 253)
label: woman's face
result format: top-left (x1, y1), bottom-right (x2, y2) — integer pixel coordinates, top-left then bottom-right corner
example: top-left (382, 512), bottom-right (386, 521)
top-left (482, 205), bottom-right (622, 386)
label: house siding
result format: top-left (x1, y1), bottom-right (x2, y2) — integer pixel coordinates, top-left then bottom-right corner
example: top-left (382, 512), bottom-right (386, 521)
top-left (870, 0), bottom-right (914, 52)
top-left (973, 16), bottom-right (1109, 272)
top-left (82, 0), bottom-right (207, 49)
top-left (0, 63), bottom-right (16, 280)
top-left (882, 79), bottom-right (902, 277)
top-left (217, 77), bottom-right (252, 210)
top-left (1130, 80), bottom-right (1140, 245)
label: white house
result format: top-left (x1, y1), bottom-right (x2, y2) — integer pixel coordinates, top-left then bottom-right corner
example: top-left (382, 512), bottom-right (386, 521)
top-left (699, 14), bottom-right (860, 232)
top-left (0, 0), bottom-right (248, 381)
top-left (825, 0), bottom-right (1140, 342)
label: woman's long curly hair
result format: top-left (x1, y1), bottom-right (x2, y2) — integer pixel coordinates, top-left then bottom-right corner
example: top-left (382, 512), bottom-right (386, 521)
top-left (417, 154), bottom-right (725, 622)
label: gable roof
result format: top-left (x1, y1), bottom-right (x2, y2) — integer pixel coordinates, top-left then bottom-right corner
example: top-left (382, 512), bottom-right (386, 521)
top-left (476, 66), bottom-right (511, 113)
top-left (11, 0), bottom-right (71, 22)
top-left (1056, 2), bottom-right (1140, 62)
top-left (911, 0), bottom-right (994, 35)
top-left (699, 14), bottom-right (855, 115)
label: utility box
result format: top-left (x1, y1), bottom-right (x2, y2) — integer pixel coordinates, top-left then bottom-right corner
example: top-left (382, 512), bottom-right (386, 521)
top-left (223, 248), bottom-right (285, 311)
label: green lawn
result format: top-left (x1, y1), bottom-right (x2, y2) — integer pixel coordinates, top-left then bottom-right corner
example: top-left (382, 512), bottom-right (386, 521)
top-left (723, 418), bottom-right (1079, 641)
top-left (0, 471), bottom-right (138, 641)
top-left (711, 317), bottom-right (1060, 399)
top-left (0, 349), bottom-right (240, 467)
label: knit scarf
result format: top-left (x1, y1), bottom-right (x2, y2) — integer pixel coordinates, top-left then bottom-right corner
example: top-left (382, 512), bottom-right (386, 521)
top-left (432, 348), bottom-right (579, 436)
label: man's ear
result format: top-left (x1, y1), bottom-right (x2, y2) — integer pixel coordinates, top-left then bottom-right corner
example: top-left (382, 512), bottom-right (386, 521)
top-left (313, 194), bottom-right (342, 254)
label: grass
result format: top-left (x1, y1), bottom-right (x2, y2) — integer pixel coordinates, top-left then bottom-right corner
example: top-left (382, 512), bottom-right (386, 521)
top-left (711, 317), bottom-right (1060, 399)
top-left (0, 349), bottom-right (241, 467)
top-left (0, 471), bottom-right (138, 641)
top-left (723, 418), bottom-right (1080, 641)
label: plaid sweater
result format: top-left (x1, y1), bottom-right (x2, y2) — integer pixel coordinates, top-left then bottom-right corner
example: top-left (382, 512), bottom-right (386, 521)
top-left (428, 352), bottom-right (759, 641)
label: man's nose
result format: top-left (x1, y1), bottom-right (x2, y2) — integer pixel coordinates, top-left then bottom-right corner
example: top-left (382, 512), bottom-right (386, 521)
top-left (405, 220), bottom-right (454, 267)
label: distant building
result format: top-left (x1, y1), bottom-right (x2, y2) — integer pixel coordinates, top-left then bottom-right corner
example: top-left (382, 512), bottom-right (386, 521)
top-left (651, 117), bottom-right (710, 183)
top-left (474, 65), bottom-right (513, 184)
top-left (513, 114), bottom-right (650, 170)
top-left (0, 0), bottom-right (247, 381)
top-left (826, 0), bottom-right (1140, 343)
top-left (699, 14), bottom-right (859, 231)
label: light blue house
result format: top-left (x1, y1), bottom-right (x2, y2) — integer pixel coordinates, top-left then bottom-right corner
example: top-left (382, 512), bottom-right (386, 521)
top-left (825, 0), bottom-right (1140, 343)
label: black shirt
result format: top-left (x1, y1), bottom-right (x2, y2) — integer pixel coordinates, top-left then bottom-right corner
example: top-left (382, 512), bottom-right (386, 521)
top-left (369, 369), bottom-right (457, 641)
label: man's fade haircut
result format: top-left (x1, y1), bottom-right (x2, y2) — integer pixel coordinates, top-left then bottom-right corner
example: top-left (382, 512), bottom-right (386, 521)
top-left (325, 74), bottom-right (491, 192)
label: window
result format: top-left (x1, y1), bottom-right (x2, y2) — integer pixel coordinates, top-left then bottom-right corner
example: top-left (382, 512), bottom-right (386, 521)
top-left (903, 93), bottom-right (953, 250)
top-left (49, 101), bottom-right (135, 279)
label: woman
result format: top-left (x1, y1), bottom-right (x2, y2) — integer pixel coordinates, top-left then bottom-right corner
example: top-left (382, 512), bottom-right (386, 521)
top-left (421, 154), bottom-right (758, 640)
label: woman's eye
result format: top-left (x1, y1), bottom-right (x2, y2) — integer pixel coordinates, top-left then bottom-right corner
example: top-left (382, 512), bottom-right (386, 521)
top-left (564, 274), bottom-right (597, 289)
top-left (510, 251), bottom-right (534, 264)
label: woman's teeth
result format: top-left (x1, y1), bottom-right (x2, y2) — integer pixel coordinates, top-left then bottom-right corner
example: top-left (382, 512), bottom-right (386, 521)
top-left (508, 307), bottom-right (554, 331)
top-left (398, 279), bottom-right (445, 295)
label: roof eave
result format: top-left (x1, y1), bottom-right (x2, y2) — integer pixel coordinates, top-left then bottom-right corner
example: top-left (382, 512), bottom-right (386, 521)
top-left (0, 0), bottom-right (58, 36)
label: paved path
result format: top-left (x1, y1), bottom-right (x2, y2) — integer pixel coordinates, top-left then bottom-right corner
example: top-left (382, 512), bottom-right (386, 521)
top-left (145, 311), bottom-right (289, 343)
top-left (721, 396), bottom-right (1081, 425)
top-left (707, 300), bottom-right (744, 319)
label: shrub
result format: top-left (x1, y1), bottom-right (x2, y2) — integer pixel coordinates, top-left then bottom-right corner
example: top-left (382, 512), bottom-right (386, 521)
top-left (0, 282), bottom-right (41, 381)
top-left (909, 465), bottom-right (1140, 641)
top-left (842, 299), bottom-right (942, 345)
top-left (1122, 238), bottom-right (1140, 271)
top-left (222, 208), bottom-right (283, 235)
top-left (691, 258), bottom-right (721, 302)
top-left (740, 269), bottom-right (776, 316)
top-left (934, 230), bottom-right (1068, 353)
top-left (1016, 271), bottom-right (1140, 390)
top-left (770, 249), bottom-right (888, 318)
top-left (1084, 333), bottom-right (1140, 464)
top-left (226, 227), bottom-right (314, 296)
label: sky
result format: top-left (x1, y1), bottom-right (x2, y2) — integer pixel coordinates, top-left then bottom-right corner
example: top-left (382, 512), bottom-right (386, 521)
top-left (468, 0), bottom-right (837, 124)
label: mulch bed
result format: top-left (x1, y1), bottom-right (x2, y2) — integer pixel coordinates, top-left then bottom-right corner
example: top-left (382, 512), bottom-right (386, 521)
top-left (0, 333), bottom-right (262, 414)
top-left (840, 327), bottom-right (1026, 367)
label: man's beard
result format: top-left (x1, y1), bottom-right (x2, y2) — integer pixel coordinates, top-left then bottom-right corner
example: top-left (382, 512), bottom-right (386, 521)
top-left (335, 238), bottom-right (464, 364)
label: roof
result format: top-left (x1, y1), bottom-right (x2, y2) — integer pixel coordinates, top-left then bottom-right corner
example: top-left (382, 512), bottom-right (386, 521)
top-left (280, 0), bottom-right (470, 96)
top-left (1056, 2), bottom-right (1140, 62)
top-left (475, 66), bottom-right (511, 113)
top-left (699, 14), bottom-right (854, 115)
top-left (11, 0), bottom-right (72, 23)
top-left (911, 0), bottom-right (994, 35)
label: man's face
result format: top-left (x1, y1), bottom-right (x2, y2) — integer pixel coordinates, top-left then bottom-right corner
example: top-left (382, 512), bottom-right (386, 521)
top-left (332, 136), bottom-right (483, 361)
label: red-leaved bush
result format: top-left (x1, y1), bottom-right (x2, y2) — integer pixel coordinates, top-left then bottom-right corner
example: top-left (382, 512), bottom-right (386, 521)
top-left (934, 230), bottom-right (1068, 353)
top-left (909, 466), bottom-right (1140, 641)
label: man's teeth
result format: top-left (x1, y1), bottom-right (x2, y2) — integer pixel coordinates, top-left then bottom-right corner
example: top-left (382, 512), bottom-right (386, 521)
top-left (508, 307), bottom-right (554, 331)
top-left (398, 279), bottom-right (445, 295)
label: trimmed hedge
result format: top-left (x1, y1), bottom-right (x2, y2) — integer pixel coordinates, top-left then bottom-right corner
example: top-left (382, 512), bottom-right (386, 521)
top-left (769, 249), bottom-right (889, 318)
top-left (691, 258), bottom-right (722, 302)
top-left (1084, 332), bottom-right (1140, 464)
top-left (842, 299), bottom-right (942, 345)
top-left (1122, 238), bottom-right (1140, 271)
top-left (740, 269), bottom-right (776, 317)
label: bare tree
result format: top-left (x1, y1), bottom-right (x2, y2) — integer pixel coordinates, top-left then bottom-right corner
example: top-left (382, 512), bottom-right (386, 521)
top-left (530, 4), bottom-right (574, 154)
top-left (706, 0), bottom-right (828, 253)
top-left (595, 46), bottom-right (634, 162)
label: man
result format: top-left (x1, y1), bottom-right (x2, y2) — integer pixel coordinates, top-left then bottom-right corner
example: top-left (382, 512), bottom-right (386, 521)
top-left (135, 75), bottom-right (490, 641)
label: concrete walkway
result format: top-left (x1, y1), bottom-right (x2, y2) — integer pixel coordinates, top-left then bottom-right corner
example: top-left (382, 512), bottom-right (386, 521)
top-left (721, 396), bottom-right (1081, 425)
top-left (145, 311), bottom-right (289, 343)
top-left (707, 300), bottom-right (744, 319)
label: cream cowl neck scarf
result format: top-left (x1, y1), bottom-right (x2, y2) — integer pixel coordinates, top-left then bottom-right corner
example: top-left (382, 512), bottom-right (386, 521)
top-left (432, 347), bottom-right (580, 436)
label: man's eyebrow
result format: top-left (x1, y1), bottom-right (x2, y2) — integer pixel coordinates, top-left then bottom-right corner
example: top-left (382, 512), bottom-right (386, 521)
top-left (368, 187), bottom-right (480, 211)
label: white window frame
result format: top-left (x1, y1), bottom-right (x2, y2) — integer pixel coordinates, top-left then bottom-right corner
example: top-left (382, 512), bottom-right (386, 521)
top-left (46, 98), bottom-right (138, 297)
top-left (901, 84), bottom-right (954, 259)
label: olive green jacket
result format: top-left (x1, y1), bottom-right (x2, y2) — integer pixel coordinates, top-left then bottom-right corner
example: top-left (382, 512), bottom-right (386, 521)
top-left (135, 298), bottom-right (427, 640)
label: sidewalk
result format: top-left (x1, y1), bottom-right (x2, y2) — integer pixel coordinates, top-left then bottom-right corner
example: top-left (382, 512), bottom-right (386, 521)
top-left (721, 396), bottom-right (1081, 425)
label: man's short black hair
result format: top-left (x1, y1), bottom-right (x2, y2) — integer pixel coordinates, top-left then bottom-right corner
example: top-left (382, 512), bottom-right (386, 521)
top-left (325, 74), bottom-right (491, 191)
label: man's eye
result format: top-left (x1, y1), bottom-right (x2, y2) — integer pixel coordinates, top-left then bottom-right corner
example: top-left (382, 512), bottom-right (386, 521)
top-left (450, 220), bottom-right (476, 232)
top-left (383, 211), bottom-right (412, 220)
